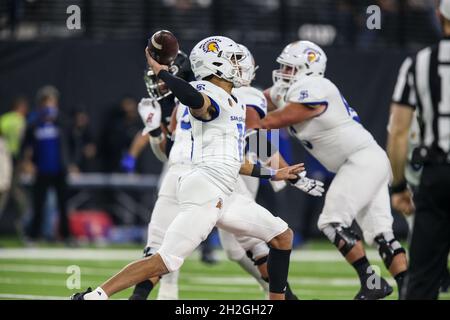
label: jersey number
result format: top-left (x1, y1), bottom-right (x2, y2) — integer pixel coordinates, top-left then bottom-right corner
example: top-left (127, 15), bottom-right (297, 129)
top-left (341, 94), bottom-right (361, 123)
top-left (236, 123), bottom-right (245, 162)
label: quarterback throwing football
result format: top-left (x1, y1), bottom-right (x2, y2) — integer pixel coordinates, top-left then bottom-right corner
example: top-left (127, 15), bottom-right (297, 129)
top-left (71, 36), bottom-right (303, 300)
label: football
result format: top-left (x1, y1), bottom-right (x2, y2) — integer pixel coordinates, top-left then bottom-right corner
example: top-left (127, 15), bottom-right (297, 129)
top-left (147, 30), bottom-right (179, 65)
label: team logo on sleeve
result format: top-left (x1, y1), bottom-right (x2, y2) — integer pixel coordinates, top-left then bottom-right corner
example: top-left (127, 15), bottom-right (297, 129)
top-left (299, 90), bottom-right (309, 100)
top-left (196, 84), bottom-right (206, 91)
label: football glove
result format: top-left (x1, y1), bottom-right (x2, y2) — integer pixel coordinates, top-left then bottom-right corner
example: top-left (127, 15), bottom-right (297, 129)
top-left (292, 171), bottom-right (325, 197)
top-left (138, 98), bottom-right (162, 135)
top-left (121, 154), bottom-right (136, 173)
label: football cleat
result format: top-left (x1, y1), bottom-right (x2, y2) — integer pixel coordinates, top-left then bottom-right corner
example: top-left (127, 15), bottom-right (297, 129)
top-left (285, 282), bottom-right (299, 300)
top-left (354, 277), bottom-right (393, 300)
top-left (70, 287), bottom-right (92, 300)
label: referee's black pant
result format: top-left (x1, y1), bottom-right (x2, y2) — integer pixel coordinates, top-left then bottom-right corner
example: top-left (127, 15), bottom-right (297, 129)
top-left (29, 172), bottom-right (70, 240)
top-left (405, 164), bottom-right (450, 300)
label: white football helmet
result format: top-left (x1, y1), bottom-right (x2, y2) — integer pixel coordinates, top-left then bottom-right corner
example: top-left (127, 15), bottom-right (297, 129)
top-left (237, 44), bottom-right (258, 86)
top-left (190, 36), bottom-right (247, 88)
top-left (272, 41), bottom-right (327, 87)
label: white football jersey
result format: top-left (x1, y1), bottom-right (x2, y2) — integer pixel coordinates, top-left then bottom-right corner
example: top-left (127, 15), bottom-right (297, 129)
top-left (168, 103), bottom-right (193, 166)
top-left (233, 86), bottom-right (267, 119)
top-left (233, 86), bottom-right (267, 197)
top-left (285, 76), bottom-right (376, 173)
top-left (189, 80), bottom-right (246, 194)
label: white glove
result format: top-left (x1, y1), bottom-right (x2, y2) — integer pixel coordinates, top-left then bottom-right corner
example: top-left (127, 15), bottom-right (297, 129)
top-left (293, 171), bottom-right (325, 197)
top-left (138, 98), bottom-right (162, 135)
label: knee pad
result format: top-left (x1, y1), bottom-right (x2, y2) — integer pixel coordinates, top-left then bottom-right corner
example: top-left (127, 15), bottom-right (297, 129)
top-left (322, 223), bottom-right (360, 256)
top-left (374, 232), bottom-right (405, 269)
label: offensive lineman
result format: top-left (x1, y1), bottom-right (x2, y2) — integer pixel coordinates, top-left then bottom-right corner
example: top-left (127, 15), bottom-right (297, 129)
top-left (71, 36), bottom-right (303, 300)
top-left (261, 41), bottom-right (408, 299)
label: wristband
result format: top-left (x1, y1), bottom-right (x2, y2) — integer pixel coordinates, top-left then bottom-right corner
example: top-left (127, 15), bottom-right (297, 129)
top-left (250, 164), bottom-right (276, 179)
top-left (149, 127), bottom-right (162, 137)
top-left (390, 180), bottom-right (407, 194)
top-left (149, 132), bottom-right (164, 145)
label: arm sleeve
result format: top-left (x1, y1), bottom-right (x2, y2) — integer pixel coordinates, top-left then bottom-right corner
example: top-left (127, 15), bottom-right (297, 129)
top-left (158, 70), bottom-right (204, 109)
top-left (391, 57), bottom-right (416, 109)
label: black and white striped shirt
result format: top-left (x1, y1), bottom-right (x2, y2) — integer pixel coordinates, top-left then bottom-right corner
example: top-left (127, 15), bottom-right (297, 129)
top-left (392, 36), bottom-right (450, 159)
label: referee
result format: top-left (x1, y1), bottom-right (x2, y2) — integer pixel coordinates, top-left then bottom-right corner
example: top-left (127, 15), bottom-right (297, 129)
top-left (387, 0), bottom-right (450, 300)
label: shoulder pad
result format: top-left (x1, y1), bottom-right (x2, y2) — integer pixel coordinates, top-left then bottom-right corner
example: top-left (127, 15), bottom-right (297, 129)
top-left (233, 86), bottom-right (267, 118)
top-left (286, 76), bottom-right (331, 106)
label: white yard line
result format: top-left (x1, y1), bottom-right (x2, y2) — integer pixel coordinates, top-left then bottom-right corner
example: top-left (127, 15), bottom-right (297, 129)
top-left (0, 287), bottom-right (358, 300)
top-left (0, 274), bottom-right (393, 288)
top-left (0, 248), bottom-right (385, 262)
top-left (0, 248), bottom-right (142, 261)
top-left (0, 264), bottom-right (119, 275)
top-left (184, 275), bottom-right (396, 287)
top-left (0, 277), bottom-right (64, 286)
top-left (0, 293), bottom-right (68, 300)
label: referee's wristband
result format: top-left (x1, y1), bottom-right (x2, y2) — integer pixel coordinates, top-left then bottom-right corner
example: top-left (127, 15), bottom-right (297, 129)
top-left (250, 164), bottom-right (276, 180)
top-left (390, 180), bottom-right (407, 194)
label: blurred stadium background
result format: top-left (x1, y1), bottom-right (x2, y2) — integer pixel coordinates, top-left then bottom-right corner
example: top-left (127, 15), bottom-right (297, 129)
top-left (0, 0), bottom-right (448, 300)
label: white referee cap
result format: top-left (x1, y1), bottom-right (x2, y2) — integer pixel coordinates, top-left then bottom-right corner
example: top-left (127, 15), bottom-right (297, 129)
top-left (440, 0), bottom-right (450, 20)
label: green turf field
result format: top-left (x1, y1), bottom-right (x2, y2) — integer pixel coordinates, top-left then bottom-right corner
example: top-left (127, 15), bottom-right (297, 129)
top-left (0, 242), bottom-right (448, 300)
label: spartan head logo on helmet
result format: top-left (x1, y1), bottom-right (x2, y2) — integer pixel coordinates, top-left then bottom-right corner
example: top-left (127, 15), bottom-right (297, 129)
top-left (202, 39), bottom-right (221, 53)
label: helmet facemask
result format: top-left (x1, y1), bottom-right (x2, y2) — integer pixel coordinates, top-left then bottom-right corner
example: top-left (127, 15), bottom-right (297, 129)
top-left (237, 45), bottom-right (258, 87)
top-left (217, 49), bottom-right (247, 88)
top-left (272, 61), bottom-right (301, 86)
top-left (144, 64), bottom-right (179, 101)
